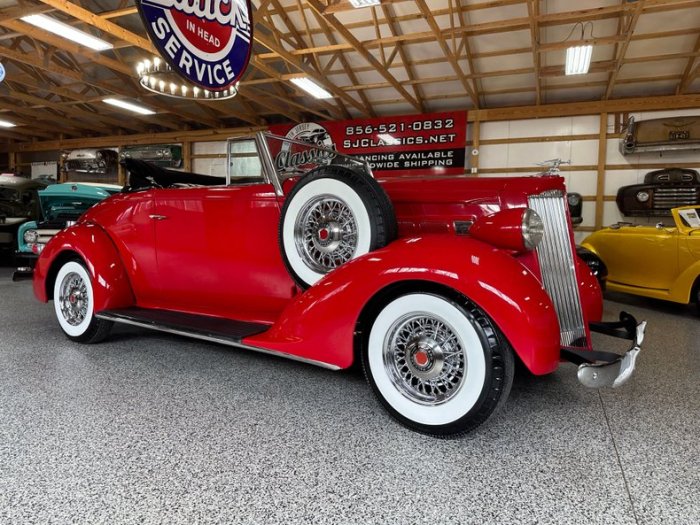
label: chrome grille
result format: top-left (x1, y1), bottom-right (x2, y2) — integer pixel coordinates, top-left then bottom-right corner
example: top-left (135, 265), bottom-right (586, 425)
top-left (653, 187), bottom-right (699, 212)
top-left (528, 190), bottom-right (586, 347)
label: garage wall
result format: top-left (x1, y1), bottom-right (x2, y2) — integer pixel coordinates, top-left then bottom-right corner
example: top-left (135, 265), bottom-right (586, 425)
top-left (192, 141), bottom-right (227, 177)
top-left (476, 108), bottom-right (700, 242)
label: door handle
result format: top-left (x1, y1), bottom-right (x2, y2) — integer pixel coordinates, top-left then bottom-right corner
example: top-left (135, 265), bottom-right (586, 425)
top-left (149, 214), bottom-right (168, 221)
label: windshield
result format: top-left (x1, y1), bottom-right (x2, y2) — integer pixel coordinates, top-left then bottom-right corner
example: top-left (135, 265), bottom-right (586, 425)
top-left (0, 187), bottom-right (19, 202)
top-left (40, 197), bottom-right (104, 222)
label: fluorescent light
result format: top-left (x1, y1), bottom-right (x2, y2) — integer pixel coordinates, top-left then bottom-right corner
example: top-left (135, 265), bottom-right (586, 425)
top-left (290, 77), bottom-right (332, 99)
top-left (378, 133), bottom-right (400, 145)
top-left (21, 14), bottom-right (113, 51)
top-left (349, 0), bottom-right (380, 7)
top-left (0, 119), bottom-right (16, 128)
top-left (103, 98), bottom-right (155, 115)
top-left (565, 45), bottom-right (592, 75)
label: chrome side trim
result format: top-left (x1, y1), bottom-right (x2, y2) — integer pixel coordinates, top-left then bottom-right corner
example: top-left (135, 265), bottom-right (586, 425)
top-left (528, 190), bottom-right (586, 347)
top-left (95, 312), bottom-right (341, 371)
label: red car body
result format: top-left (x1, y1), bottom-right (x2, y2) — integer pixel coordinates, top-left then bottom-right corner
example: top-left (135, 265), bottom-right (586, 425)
top-left (32, 133), bottom-right (643, 436)
top-left (34, 174), bottom-right (596, 373)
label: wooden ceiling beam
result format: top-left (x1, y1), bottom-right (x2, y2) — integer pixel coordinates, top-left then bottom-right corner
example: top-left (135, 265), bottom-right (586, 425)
top-left (415, 0), bottom-right (479, 108)
top-left (526, 0), bottom-right (541, 105)
top-left (305, 0), bottom-right (421, 112)
top-left (604, 1), bottom-right (643, 100)
top-left (0, 19), bottom-right (132, 76)
top-left (100, 7), bottom-right (138, 20)
top-left (677, 33), bottom-right (700, 94)
top-left (309, 6), bottom-right (375, 117)
top-left (0, 48), bottom-right (212, 131)
top-left (36, 0), bottom-right (157, 54)
top-left (253, 26), bottom-right (361, 117)
top-left (1, 83), bottom-right (147, 133)
top-left (249, 56), bottom-right (341, 120)
top-left (0, 100), bottom-right (101, 135)
top-left (380, 2), bottom-right (426, 113)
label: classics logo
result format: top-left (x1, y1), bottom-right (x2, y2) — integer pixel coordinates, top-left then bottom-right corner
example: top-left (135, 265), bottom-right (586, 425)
top-left (138, 0), bottom-right (253, 91)
top-left (275, 123), bottom-right (336, 173)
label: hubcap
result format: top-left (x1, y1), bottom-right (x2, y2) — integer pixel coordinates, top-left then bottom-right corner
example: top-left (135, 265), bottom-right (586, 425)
top-left (383, 313), bottom-right (467, 405)
top-left (59, 271), bottom-right (89, 326)
top-left (295, 195), bottom-right (358, 273)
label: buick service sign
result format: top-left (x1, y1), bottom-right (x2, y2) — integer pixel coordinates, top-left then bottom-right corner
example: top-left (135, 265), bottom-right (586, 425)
top-left (138, 0), bottom-right (253, 91)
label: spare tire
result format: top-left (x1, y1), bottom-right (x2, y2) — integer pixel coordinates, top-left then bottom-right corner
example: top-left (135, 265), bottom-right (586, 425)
top-left (279, 166), bottom-right (397, 288)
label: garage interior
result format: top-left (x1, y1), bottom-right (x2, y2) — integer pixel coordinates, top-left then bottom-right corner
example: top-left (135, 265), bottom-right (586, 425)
top-left (1, 1), bottom-right (699, 523)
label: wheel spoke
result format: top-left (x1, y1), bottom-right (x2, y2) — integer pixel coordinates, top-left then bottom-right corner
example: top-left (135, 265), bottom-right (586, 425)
top-left (383, 312), bottom-right (467, 405)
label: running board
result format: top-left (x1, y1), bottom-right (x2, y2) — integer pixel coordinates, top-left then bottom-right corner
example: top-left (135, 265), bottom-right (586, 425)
top-left (96, 307), bottom-right (340, 370)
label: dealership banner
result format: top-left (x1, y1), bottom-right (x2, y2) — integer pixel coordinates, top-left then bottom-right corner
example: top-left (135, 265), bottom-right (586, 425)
top-left (268, 110), bottom-right (467, 177)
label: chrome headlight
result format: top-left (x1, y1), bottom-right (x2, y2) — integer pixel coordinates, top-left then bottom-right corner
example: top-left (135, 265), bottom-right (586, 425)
top-left (636, 190), bottom-right (650, 203)
top-left (23, 229), bottom-right (38, 244)
top-left (567, 193), bottom-right (581, 206)
top-left (522, 209), bottom-right (544, 250)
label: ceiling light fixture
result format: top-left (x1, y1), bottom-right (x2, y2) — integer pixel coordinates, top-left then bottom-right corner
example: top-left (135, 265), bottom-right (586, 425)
top-left (349, 0), bottom-right (381, 7)
top-left (20, 14), bottom-right (113, 51)
top-left (103, 98), bottom-right (156, 116)
top-left (565, 45), bottom-right (593, 75)
top-left (0, 119), bottom-right (16, 128)
top-left (564, 22), bottom-right (594, 76)
top-left (290, 77), bottom-right (332, 99)
top-left (135, 57), bottom-right (238, 100)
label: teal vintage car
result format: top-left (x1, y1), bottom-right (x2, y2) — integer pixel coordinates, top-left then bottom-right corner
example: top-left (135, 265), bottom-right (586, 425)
top-left (13, 182), bottom-right (120, 280)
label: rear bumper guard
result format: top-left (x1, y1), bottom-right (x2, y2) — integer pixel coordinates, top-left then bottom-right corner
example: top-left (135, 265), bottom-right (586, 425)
top-left (561, 312), bottom-right (646, 389)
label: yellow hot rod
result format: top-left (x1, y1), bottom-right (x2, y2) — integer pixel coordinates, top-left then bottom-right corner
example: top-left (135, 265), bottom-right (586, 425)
top-left (581, 206), bottom-right (700, 310)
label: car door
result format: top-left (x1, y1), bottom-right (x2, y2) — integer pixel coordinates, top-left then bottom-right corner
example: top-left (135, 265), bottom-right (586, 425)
top-left (606, 227), bottom-right (679, 290)
top-left (153, 183), bottom-right (296, 323)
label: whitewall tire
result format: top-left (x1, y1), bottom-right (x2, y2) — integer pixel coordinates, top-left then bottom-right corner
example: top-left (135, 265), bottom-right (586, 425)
top-left (53, 260), bottom-right (112, 343)
top-left (279, 166), bottom-right (396, 288)
top-left (362, 292), bottom-right (514, 437)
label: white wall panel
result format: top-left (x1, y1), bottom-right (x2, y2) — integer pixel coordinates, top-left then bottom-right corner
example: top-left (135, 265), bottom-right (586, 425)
top-left (571, 115), bottom-right (600, 135)
top-left (477, 145), bottom-right (507, 169)
top-left (508, 141), bottom-right (571, 168)
top-left (566, 171), bottom-right (598, 196)
top-left (603, 201), bottom-right (625, 226)
top-left (194, 141), bottom-right (226, 155)
top-left (605, 170), bottom-right (639, 194)
top-left (570, 140), bottom-right (598, 165)
top-left (480, 121), bottom-right (508, 140)
top-left (508, 117), bottom-right (572, 138)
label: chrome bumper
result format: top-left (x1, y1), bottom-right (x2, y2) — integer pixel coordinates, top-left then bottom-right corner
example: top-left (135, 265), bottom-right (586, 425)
top-left (561, 312), bottom-right (645, 389)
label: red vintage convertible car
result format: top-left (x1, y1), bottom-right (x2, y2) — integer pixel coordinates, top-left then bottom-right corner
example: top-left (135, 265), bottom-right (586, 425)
top-left (32, 133), bottom-right (645, 436)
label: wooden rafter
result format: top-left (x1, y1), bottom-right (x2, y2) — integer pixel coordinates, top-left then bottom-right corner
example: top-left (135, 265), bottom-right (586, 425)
top-left (414, 0), bottom-right (479, 108)
top-left (308, 7), bottom-right (375, 117)
top-left (36, 0), bottom-right (157, 54)
top-left (380, 2), bottom-right (425, 113)
top-left (604, 1), bottom-right (643, 99)
top-left (677, 32), bottom-right (700, 94)
top-left (305, 0), bottom-right (422, 112)
top-left (526, 0), bottom-right (541, 105)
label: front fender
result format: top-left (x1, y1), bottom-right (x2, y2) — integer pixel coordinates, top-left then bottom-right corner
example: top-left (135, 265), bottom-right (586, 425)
top-left (33, 221), bottom-right (135, 311)
top-left (245, 236), bottom-right (561, 374)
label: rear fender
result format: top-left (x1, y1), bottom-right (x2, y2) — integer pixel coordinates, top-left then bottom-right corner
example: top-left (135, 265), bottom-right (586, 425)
top-left (245, 236), bottom-right (561, 374)
top-left (33, 222), bottom-right (135, 311)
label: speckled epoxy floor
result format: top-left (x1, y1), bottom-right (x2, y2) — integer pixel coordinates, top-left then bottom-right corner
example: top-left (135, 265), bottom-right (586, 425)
top-left (1, 267), bottom-right (698, 525)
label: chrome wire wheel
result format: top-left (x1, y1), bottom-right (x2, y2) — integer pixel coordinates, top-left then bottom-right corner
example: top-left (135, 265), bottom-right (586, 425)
top-left (294, 194), bottom-right (358, 274)
top-left (52, 259), bottom-right (111, 343)
top-left (383, 313), bottom-right (466, 405)
top-left (58, 271), bottom-right (89, 326)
